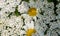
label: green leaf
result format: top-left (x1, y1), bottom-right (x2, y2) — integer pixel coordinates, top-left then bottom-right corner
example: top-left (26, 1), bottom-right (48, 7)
top-left (47, 0), bottom-right (58, 3)
top-left (14, 5), bottom-right (21, 16)
top-left (14, 11), bottom-right (20, 16)
top-left (22, 0), bottom-right (29, 2)
top-left (47, 0), bottom-right (53, 2)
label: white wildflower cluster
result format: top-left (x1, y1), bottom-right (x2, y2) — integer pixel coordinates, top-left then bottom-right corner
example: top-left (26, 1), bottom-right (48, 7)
top-left (18, 1), bottom-right (29, 13)
top-left (0, 0), bottom-right (36, 36)
top-left (34, 0), bottom-right (60, 36)
top-left (0, 0), bottom-right (60, 36)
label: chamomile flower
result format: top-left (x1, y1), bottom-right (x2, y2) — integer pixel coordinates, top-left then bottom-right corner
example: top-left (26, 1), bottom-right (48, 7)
top-left (28, 7), bottom-right (37, 17)
top-left (24, 20), bottom-right (36, 36)
top-left (26, 28), bottom-right (36, 36)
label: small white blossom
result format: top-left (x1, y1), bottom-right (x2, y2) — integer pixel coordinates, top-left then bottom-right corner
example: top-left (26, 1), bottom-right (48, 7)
top-left (18, 1), bottom-right (29, 13)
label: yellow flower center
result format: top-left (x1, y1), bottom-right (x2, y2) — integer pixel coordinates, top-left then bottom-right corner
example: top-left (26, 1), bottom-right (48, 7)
top-left (28, 8), bottom-right (37, 16)
top-left (26, 29), bottom-right (36, 36)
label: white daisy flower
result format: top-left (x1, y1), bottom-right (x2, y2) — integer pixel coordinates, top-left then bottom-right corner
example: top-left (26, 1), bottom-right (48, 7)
top-left (25, 21), bottom-right (35, 29)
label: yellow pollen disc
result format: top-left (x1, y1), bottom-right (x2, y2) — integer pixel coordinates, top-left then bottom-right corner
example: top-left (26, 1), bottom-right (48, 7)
top-left (28, 8), bottom-right (37, 16)
top-left (26, 29), bottom-right (36, 36)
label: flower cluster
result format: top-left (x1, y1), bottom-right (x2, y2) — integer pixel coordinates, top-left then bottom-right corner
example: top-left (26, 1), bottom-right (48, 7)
top-left (0, 0), bottom-right (60, 36)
